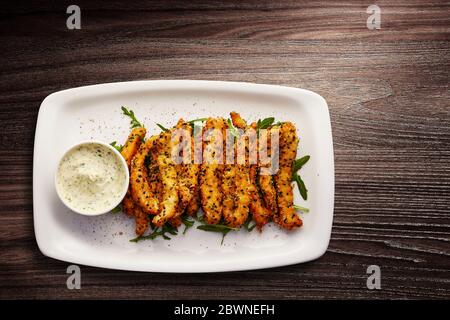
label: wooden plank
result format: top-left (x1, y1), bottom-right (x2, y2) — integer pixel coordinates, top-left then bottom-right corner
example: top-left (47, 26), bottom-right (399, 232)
top-left (0, 0), bottom-right (449, 299)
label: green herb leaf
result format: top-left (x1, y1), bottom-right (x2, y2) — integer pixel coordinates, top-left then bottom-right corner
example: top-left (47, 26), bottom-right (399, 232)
top-left (197, 224), bottom-right (237, 245)
top-left (181, 216), bottom-right (195, 235)
top-left (256, 117), bottom-right (275, 137)
top-left (187, 118), bottom-right (208, 124)
top-left (220, 230), bottom-right (231, 245)
top-left (293, 172), bottom-right (308, 200)
top-left (188, 118), bottom-right (207, 130)
top-left (121, 106), bottom-right (144, 129)
top-left (293, 204), bottom-right (310, 213)
top-left (110, 141), bottom-right (123, 153)
top-left (130, 223), bottom-right (178, 242)
top-left (292, 155), bottom-right (310, 174)
top-left (227, 118), bottom-right (239, 138)
top-left (257, 117), bottom-right (275, 130)
top-left (110, 205), bottom-right (122, 214)
top-left (156, 123), bottom-right (169, 132)
top-left (197, 224), bottom-right (237, 233)
top-left (243, 215), bottom-right (257, 232)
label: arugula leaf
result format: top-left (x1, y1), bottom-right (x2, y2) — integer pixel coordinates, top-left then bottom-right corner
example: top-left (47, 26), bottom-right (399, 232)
top-left (110, 205), bottom-right (122, 214)
top-left (292, 155), bottom-right (310, 175)
top-left (293, 172), bottom-right (308, 200)
top-left (227, 118), bottom-right (239, 138)
top-left (156, 123), bottom-right (169, 132)
top-left (110, 141), bottom-right (123, 152)
top-left (256, 117), bottom-right (275, 136)
top-left (187, 118), bottom-right (208, 124)
top-left (293, 204), bottom-right (310, 213)
top-left (187, 118), bottom-right (207, 130)
top-left (257, 117), bottom-right (275, 130)
top-left (121, 106), bottom-right (144, 129)
top-left (197, 224), bottom-right (238, 245)
top-left (243, 216), bottom-right (257, 232)
top-left (130, 223), bottom-right (178, 242)
top-left (181, 215), bottom-right (195, 235)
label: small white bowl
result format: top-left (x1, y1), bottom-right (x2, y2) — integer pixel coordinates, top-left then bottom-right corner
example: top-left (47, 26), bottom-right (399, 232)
top-left (54, 140), bottom-right (129, 216)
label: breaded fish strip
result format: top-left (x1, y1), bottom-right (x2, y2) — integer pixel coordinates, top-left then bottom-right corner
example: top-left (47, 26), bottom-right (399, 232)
top-left (229, 112), bottom-right (252, 227)
top-left (247, 121), bottom-right (273, 229)
top-left (173, 119), bottom-right (200, 217)
top-left (119, 127), bottom-right (149, 235)
top-left (146, 132), bottom-right (182, 228)
top-left (249, 165), bottom-right (272, 228)
top-left (258, 127), bottom-right (278, 213)
top-left (130, 135), bottom-right (160, 215)
top-left (121, 127), bottom-right (147, 167)
top-left (120, 128), bottom-right (147, 216)
top-left (185, 122), bottom-right (203, 217)
top-left (186, 193), bottom-right (200, 216)
top-left (200, 118), bottom-right (226, 224)
top-left (134, 207), bottom-right (150, 235)
top-left (222, 120), bottom-right (237, 225)
top-left (122, 193), bottom-right (135, 217)
top-left (274, 122), bottom-right (303, 229)
top-left (147, 134), bottom-right (163, 202)
top-left (152, 131), bottom-right (179, 227)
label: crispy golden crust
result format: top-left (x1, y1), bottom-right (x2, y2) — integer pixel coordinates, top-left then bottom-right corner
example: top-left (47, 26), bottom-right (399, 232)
top-left (119, 127), bottom-right (149, 235)
top-left (228, 112), bottom-right (251, 227)
top-left (222, 119), bottom-right (237, 225)
top-left (152, 132), bottom-right (179, 227)
top-left (121, 127), bottom-right (147, 167)
top-left (168, 216), bottom-right (182, 227)
top-left (186, 192), bottom-right (200, 216)
top-left (231, 116), bottom-right (271, 229)
top-left (173, 120), bottom-right (199, 217)
top-left (185, 122), bottom-right (203, 217)
top-left (230, 111), bottom-right (247, 130)
top-left (258, 127), bottom-right (278, 213)
top-left (274, 122), bottom-right (302, 230)
top-left (130, 136), bottom-right (160, 215)
top-left (231, 164), bottom-right (252, 227)
top-left (221, 164), bottom-right (236, 225)
top-left (134, 207), bottom-right (150, 235)
top-left (200, 118), bottom-right (226, 224)
top-left (122, 192), bottom-right (135, 216)
top-left (147, 136), bottom-right (163, 201)
top-left (249, 165), bottom-right (272, 228)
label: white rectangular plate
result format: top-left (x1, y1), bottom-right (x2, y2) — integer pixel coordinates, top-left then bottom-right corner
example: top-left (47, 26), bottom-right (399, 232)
top-left (34, 80), bottom-right (334, 273)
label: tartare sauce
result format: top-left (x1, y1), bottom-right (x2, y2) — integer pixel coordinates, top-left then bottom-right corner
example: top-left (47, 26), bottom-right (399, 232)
top-left (56, 142), bottom-right (128, 215)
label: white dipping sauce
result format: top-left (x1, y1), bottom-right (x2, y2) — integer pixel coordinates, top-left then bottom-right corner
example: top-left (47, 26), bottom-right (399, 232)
top-left (56, 142), bottom-right (128, 215)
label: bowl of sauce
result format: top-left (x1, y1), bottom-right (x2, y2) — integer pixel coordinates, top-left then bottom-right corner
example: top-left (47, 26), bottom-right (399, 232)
top-left (55, 141), bottom-right (129, 215)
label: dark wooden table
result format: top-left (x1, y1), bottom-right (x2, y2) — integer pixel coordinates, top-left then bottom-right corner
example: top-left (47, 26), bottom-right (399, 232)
top-left (1, 1), bottom-right (449, 299)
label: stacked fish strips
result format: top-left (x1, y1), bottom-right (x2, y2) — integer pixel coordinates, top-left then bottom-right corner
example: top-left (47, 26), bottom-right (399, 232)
top-left (120, 112), bottom-right (303, 236)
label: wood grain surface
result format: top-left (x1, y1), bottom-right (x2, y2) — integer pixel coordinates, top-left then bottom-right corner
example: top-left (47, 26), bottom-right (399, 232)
top-left (0, 0), bottom-right (449, 299)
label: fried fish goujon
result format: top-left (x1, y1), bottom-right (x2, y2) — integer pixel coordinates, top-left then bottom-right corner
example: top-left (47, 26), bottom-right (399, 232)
top-left (173, 120), bottom-right (200, 217)
top-left (230, 114), bottom-right (273, 229)
top-left (221, 122), bottom-right (237, 226)
top-left (120, 112), bottom-right (304, 236)
top-left (152, 131), bottom-right (179, 227)
top-left (119, 127), bottom-right (150, 235)
top-left (200, 118), bottom-right (226, 224)
top-left (273, 122), bottom-right (303, 229)
top-left (130, 135), bottom-right (160, 215)
top-left (228, 112), bottom-right (252, 227)
top-left (258, 126), bottom-right (278, 214)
